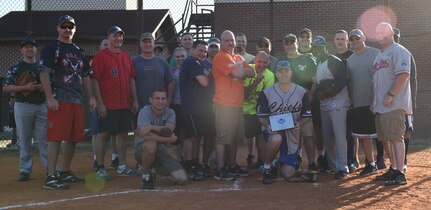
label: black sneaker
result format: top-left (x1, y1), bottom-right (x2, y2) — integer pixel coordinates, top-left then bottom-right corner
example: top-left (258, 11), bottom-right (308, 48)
top-left (247, 154), bottom-right (255, 169)
top-left (19, 171), bottom-right (31, 182)
top-left (348, 164), bottom-right (357, 173)
top-left (214, 167), bottom-right (235, 181)
top-left (302, 171), bottom-right (318, 182)
top-left (317, 155), bottom-right (330, 174)
top-left (376, 167), bottom-right (395, 181)
top-left (195, 164), bottom-right (204, 177)
top-left (57, 171), bottom-right (85, 184)
top-left (228, 164), bottom-right (251, 177)
top-left (203, 164), bottom-right (212, 177)
top-left (186, 166), bottom-right (205, 181)
top-left (359, 163), bottom-right (378, 176)
top-left (111, 157), bottom-right (119, 169)
top-left (141, 174), bottom-right (155, 190)
top-left (43, 174), bottom-right (70, 190)
top-left (334, 170), bottom-right (348, 179)
top-left (375, 157), bottom-right (387, 170)
top-left (262, 168), bottom-right (273, 184)
top-left (385, 170), bottom-right (407, 186)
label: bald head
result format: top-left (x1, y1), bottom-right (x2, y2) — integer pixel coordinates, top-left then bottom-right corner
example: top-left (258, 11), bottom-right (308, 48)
top-left (220, 30), bottom-right (235, 53)
top-left (254, 51), bottom-right (270, 72)
top-left (376, 22), bottom-right (395, 47)
top-left (255, 51), bottom-right (269, 60)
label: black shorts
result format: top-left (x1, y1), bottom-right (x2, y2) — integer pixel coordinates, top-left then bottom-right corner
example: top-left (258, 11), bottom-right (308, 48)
top-left (99, 109), bottom-right (132, 135)
top-left (244, 114), bottom-right (262, 138)
top-left (351, 106), bottom-right (376, 135)
top-left (183, 111), bottom-right (215, 139)
top-left (170, 104), bottom-right (184, 144)
top-left (311, 99), bottom-right (321, 127)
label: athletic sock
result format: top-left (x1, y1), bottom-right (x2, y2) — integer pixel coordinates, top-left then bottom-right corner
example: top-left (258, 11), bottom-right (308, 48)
top-left (263, 164), bottom-right (271, 170)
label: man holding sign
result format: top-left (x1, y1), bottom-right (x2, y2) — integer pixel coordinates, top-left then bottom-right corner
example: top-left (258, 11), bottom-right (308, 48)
top-left (256, 60), bottom-right (314, 184)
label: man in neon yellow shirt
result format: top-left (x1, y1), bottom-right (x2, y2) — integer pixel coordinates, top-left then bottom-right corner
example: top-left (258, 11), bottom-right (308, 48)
top-left (243, 51), bottom-right (275, 168)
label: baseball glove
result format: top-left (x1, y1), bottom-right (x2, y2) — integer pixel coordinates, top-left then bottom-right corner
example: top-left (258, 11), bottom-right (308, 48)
top-left (16, 71), bottom-right (36, 86)
top-left (157, 127), bottom-right (173, 137)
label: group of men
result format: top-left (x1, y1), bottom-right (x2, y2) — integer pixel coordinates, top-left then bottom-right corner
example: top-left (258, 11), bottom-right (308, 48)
top-left (3, 13), bottom-right (414, 190)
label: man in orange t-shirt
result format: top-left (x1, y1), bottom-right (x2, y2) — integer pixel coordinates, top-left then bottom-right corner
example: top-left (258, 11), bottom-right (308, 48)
top-left (212, 30), bottom-right (255, 181)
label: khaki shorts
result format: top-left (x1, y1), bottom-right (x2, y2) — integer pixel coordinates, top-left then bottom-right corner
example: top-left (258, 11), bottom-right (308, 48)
top-left (375, 109), bottom-right (406, 142)
top-left (300, 119), bottom-right (313, 137)
top-left (213, 103), bottom-right (244, 145)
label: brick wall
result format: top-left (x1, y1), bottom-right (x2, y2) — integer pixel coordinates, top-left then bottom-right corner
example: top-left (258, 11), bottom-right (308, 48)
top-left (214, 0), bottom-right (431, 135)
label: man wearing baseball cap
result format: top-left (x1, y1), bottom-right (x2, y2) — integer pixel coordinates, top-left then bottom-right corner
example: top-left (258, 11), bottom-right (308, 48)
top-left (39, 15), bottom-right (94, 189)
top-left (313, 36), bottom-right (351, 179)
top-left (3, 37), bottom-right (47, 182)
top-left (298, 28), bottom-right (313, 54)
top-left (92, 26), bottom-right (139, 180)
top-left (257, 60), bottom-right (314, 184)
top-left (255, 36), bottom-right (278, 71)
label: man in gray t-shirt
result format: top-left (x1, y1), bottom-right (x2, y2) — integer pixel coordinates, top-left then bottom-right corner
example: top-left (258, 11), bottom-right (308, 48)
top-left (134, 88), bottom-right (187, 190)
top-left (133, 32), bottom-right (175, 108)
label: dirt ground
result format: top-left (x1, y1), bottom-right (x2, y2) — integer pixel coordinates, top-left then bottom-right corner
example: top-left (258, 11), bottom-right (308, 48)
top-left (1, 136), bottom-right (431, 210)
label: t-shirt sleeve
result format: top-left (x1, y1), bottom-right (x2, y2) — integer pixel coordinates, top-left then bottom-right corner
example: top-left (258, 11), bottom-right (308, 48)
top-left (137, 107), bottom-right (152, 127)
top-left (189, 60), bottom-right (205, 79)
top-left (162, 58), bottom-right (173, 83)
top-left (393, 47), bottom-right (411, 75)
top-left (256, 91), bottom-right (270, 118)
top-left (39, 42), bottom-right (57, 74)
top-left (3, 63), bottom-right (18, 86)
top-left (166, 108), bottom-right (176, 126)
top-left (300, 92), bottom-right (312, 118)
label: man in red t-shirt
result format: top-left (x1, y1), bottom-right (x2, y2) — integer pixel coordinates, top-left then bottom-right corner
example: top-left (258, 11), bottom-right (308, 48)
top-left (91, 26), bottom-right (139, 180)
top-left (212, 30), bottom-right (254, 180)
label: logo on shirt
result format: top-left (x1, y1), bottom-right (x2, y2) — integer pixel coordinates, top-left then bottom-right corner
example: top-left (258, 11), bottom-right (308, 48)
top-left (270, 101), bottom-right (303, 114)
top-left (372, 59), bottom-right (389, 73)
top-left (111, 67), bottom-right (118, 77)
top-left (401, 60), bottom-right (407, 67)
top-left (61, 55), bottom-right (83, 84)
top-left (299, 65), bottom-right (307, 72)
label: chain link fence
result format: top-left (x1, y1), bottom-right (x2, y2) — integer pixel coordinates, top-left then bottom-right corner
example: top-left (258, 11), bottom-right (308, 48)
top-left (0, 0), bottom-right (213, 148)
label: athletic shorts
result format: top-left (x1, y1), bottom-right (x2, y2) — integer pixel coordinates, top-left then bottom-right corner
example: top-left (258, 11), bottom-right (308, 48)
top-left (183, 111), bottom-right (215, 139)
top-left (375, 109), bottom-right (406, 142)
top-left (98, 109), bottom-right (132, 135)
top-left (171, 104), bottom-right (184, 145)
top-left (90, 109), bottom-right (99, 136)
top-left (300, 120), bottom-right (313, 137)
top-left (350, 106), bottom-right (377, 137)
top-left (213, 103), bottom-right (244, 145)
top-left (47, 102), bottom-right (84, 142)
top-left (134, 142), bottom-right (183, 176)
top-left (311, 99), bottom-right (321, 127)
top-left (244, 114), bottom-right (262, 138)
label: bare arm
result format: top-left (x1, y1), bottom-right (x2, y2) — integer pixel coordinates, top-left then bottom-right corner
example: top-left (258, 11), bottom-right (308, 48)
top-left (2, 82), bottom-right (40, 94)
top-left (383, 73), bottom-right (410, 107)
top-left (91, 78), bottom-right (106, 118)
top-left (82, 76), bottom-right (95, 111)
top-left (130, 79), bottom-right (139, 114)
top-left (231, 66), bottom-right (255, 80)
top-left (196, 75), bottom-right (209, 87)
top-left (137, 123), bottom-right (176, 144)
top-left (166, 80), bottom-right (175, 106)
top-left (40, 71), bottom-right (58, 111)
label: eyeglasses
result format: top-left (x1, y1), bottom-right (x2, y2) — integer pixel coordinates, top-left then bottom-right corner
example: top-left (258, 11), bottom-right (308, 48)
top-left (60, 25), bottom-right (75, 30)
top-left (300, 35), bottom-right (310, 39)
top-left (349, 36), bottom-right (361, 41)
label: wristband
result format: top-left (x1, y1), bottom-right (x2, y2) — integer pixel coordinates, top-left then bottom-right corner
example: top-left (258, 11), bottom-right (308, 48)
top-left (387, 92), bottom-right (395, 97)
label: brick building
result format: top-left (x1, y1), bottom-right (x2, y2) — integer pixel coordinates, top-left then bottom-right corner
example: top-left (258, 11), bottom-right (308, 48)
top-left (214, 0), bottom-right (430, 134)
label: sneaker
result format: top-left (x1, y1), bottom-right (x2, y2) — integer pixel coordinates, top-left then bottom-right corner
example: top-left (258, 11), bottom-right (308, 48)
top-left (334, 170), bottom-right (348, 179)
top-left (43, 174), bottom-right (69, 190)
top-left (214, 167), bottom-right (235, 181)
top-left (141, 174), bottom-right (155, 190)
top-left (302, 171), bottom-right (318, 182)
top-left (195, 164), bottom-right (204, 177)
top-left (186, 166), bottom-right (205, 181)
top-left (19, 171), bottom-right (31, 182)
top-left (375, 157), bottom-right (387, 170)
top-left (348, 164), bottom-right (357, 173)
top-left (385, 170), bottom-right (407, 186)
top-left (136, 163), bottom-right (144, 175)
top-left (376, 167), bottom-right (395, 181)
top-left (117, 165), bottom-right (135, 176)
top-left (203, 164), bottom-right (212, 177)
top-left (110, 157), bottom-right (119, 169)
top-left (228, 164), bottom-right (251, 177)
top-left (96, 168), bottom-right (109, 181)
top-left (359, 163), bottom-right (378, 176)
top-left (247, 154), bottom-right (255, 169)
top-left (254, 160), bottom-right (264, 170)
top-left (308, 162), bottom-right (318, 173)
top-left (317, 155), bottom-right (330, 174)
top-left (262, 168), bottom-right (273, 184)
top-left (57, 171), bottom-right (85, 183)
top-left (403, 164), bottom-right (407, 173)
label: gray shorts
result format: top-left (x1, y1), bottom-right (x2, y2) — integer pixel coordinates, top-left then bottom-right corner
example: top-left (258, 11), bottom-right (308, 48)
top-left (134, 142), bottom-right (183, 176)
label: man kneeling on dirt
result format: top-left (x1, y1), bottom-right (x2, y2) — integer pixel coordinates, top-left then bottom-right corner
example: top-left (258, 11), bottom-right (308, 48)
top-left (134, 88), bottom-right (187, 189)
top-left (256, 60), bottom-right (316, 184)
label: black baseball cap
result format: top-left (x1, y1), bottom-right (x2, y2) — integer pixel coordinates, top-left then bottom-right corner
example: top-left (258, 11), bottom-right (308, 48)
top-left (107, 26), bottom-right (125, 35)
top-left (58, 15), bottom-right (75, 26)
top-left (283, 34), bottom-right (297, 42)
top-left (393, 28), bottom-right (400, 38)
top-left (20, 37), bottom-right (37, 48)
top-left (299, 28), bottom-right (312, 35)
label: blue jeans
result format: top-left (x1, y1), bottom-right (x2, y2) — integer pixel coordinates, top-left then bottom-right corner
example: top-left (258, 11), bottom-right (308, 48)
top-left (14, 102), bottom-right (48, 173)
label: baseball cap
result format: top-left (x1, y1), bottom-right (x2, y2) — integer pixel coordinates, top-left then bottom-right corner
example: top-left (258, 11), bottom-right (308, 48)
top-left (107, 26), bottom-right (125, 36)
top-left (258, 36), bottom-right (271, 45)
top-left (299, 28), bottom-right (312, 35)
top-left (312, 36), bottom-right (326, 46)
top-left (275, 60), bottom-right (291, 71)
top-left (58, 15), bottom-right (75, 26)
top-left (208, 37), bottom-right (220, 47)
top-left (20, 37), bottom-right (36, 48)
top-left (140, 32), bottom-right (154, 41)
top-left (349, 29), bottom-right (364, 38)
top-left (283, 34), bottom-right (297, 42)
top-left (393, 28), bottom-right (400, 38)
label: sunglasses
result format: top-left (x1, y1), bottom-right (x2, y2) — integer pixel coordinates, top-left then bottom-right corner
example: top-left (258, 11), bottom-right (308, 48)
top-left (60, 25), bottom-right (75, 30)
top-left (349, 36), bottom-right (361, 41)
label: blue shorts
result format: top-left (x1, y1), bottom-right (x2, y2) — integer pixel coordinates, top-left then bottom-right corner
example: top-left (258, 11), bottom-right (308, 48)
top-left (264, 129), bottom-right (300, 169)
